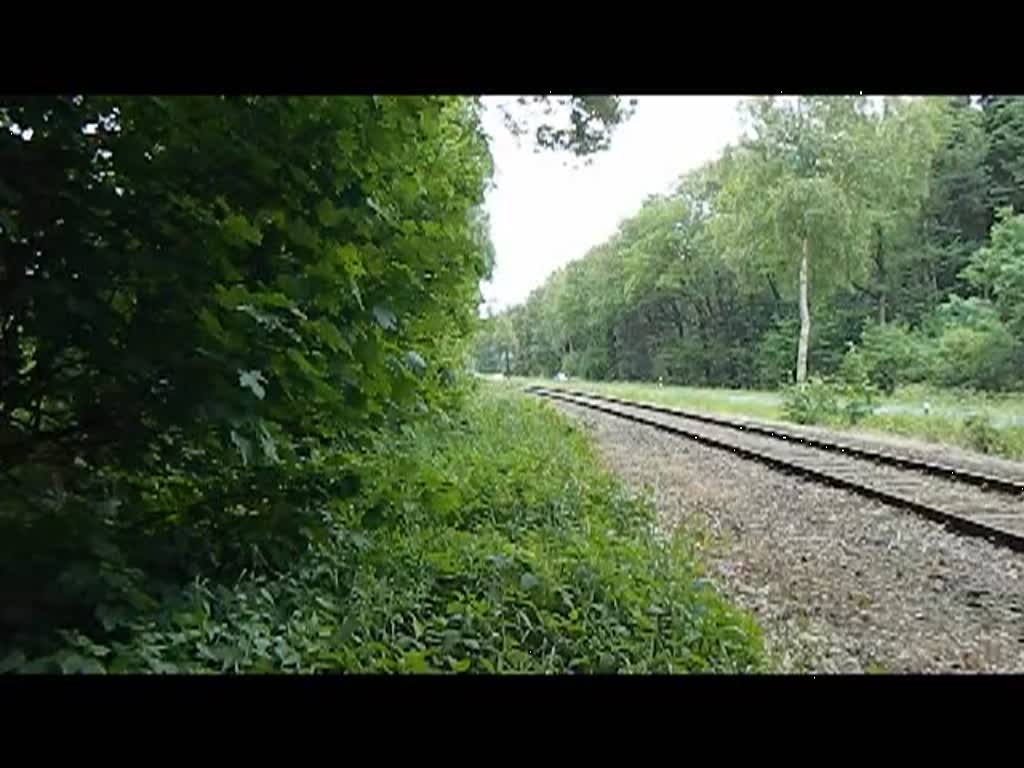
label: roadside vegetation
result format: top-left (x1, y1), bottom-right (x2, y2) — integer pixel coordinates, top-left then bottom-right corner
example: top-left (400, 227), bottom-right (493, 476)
top-left (477, 97), bottom-right (1024, 461)
top-left (4, 385), bottom-right (762, 673)
top-left (0, 95), bottom-right (762, 673)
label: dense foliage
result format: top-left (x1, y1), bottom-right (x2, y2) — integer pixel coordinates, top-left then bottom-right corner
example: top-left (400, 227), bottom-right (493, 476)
top-left (0, 95), bottom-right (498, 660)
top-left (2, 387), bottom-right (762, 673)
top-left (476, 96), bottom-right (1024, 395)
top-left (3, 94), bottom-right (760, 673)
top-left (497, 96), bottom-right (638, 160)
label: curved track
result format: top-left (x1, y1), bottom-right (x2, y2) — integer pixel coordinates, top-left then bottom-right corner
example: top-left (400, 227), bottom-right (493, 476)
top-left (529, 386), bottom-right (1024, 553)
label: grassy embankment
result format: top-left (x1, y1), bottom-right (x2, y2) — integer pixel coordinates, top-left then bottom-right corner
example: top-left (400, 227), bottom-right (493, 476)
top-left (4, 384), bottom-right (763, 673)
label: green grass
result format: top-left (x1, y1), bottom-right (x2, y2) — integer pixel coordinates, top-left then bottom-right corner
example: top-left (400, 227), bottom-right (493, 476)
top-left (859, 412), bottom-right (1024, 461)
top-left (510, 375), bottom-right (1024, 462)
top-left (881, 383), bottom-right (1024, 425)
top-left (510, 376), bottom-right (784, 421)
top-left (4, 383), bottom-right (764, 674)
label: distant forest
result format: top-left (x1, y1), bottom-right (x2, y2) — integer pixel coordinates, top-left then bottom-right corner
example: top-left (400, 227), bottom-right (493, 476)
top-left (475, 96), bottom-right (1024, 394)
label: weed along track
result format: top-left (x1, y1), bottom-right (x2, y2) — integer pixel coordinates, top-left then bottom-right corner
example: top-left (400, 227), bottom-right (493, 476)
top-left (529, 387), bottom-right (1024, 553)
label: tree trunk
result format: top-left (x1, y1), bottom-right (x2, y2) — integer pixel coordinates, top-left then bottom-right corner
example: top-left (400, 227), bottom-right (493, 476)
top-left (874, 224), bottom-right (887, 325)
top-left (766, 273), bottom-right (782, 307)
top-left (796, 236), bottom-right (811, 386)
top-left (670, 300), bottom-right (686, 339)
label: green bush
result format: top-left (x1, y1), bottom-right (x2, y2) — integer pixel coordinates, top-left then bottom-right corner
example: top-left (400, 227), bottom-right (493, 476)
top-left (856, 322), bottom-right (931, 394)
top-left (563, 347), bottom-right (611, 381)
top-left (963, 413), bottom-right (1003, 454)
top-left (757, 319), bottom-right (798, 388)
top-left (1, 388), bottom-right (763, 674)
top-left (923, 295), bottom-right (1021, 390)
top-left (782, 353), bottom-right (876, 428)
top-left (961, 208), bottom-right (1024, 339)
top-left (836, 345), bottom-right (879, 424)
top-left (0, 96), bottom-right (501, 658)
top-left (782, 378), bottom-right (841, 425)
top-left (931, 324), bottom-right (1020, 390)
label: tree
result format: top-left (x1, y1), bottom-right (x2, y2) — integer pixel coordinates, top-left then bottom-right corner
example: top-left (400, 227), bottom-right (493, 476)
top-left (962, 208), bottom-right (1024, 338)
top-left (908, 97), bottom-right (992, 322)
top-left (0, 95), bottom-right (496, 638)
top-left (497, 96), bottom-right (637, 160)
top-left (475, 93), bottom-right (1022, 396)
top-left (982, 96), bottom-right (1024, 218)
top-left (850, 97), bottom-right (943, 325)
top-left (712, 97), bottom-right (872, 384)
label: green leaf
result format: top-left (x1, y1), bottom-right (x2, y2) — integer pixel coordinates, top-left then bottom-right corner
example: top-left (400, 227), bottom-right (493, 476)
top-left (338, 614), bottom-right (359, 643)
top-left (230, 430), bottom-right (253, 466)
top-left (313, 320), bottom-right (347, 353)
top-left (449, 658), bottom-right (471, 673)
top-left (58, 652), bottom-right (106, 675)
top-left (258, 424), bottom-right (280, 463)
top-left (488, 554), bottom-right (511, 569)
top-left (405, 351), bottom-right (427, 375)
top-left (315, 198), bottom-right (341, 227)
top-left (441, 629), bottom-right (461, 653)
top-left (82, 658), bottom-right (107, 674)
top-left (431, 485), bottom-right (461, 515)
top-left (367, 196), bottom-right (394, 224)
top-left (504, 649), bottom-right (530, 668)
top-left (238, 369), bottom-right (267, 400)
top-left (333, 243), bottom-right (365, 278)
top-left (315, 596), bottom-right (338, 613)
top-left (223, 214), bottom-right (264, 246)
top-left (373, 305), bottom-right (397, 331)
top-left (402, 651), bottom-right (433, 673)
top-left (519, 572), bottom-right (540, 591)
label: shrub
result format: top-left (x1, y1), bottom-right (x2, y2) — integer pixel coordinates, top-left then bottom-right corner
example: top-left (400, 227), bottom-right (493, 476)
top-left (931, 324), bottom-right (1019, 390)
top-left (782, 349), bottom-right (877, 428)
top-left (961, 208), bottom-right (1024, 339)
top-left (757, 319), bottom-right (798, 388)
top-left (963, 413), bottom-right (1003, 454)
top-left (1, 388), bottom-right (764, 674)
top-left (0, 96), bottom-right (495, 651)
top-left (836, 344), bottom-right (879, 424)
top-left (856, 322), bottom-right (931, 394)
top-left (925, 295), bottom-right (1022, 390)
top-left (563, 347), bottom-right (611, 381)
top-left (783, 378), bottom-right (841, 425)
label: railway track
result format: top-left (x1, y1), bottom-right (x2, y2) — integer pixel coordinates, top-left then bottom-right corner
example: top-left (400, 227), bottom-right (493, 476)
top-left (528, 386), bottom-right (1024, 553)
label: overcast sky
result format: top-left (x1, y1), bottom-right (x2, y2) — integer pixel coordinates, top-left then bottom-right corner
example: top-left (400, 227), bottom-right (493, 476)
top-left (478, 96), bottom-right (747, 313)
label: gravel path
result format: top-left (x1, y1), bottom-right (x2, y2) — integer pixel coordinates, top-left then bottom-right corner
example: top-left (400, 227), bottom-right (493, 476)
top-left (551, 399), bottom-right (1024, 673)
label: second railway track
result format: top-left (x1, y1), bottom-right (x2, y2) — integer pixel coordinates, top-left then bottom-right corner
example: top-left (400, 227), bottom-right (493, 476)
top-left (529, 386), bottom-right (1024, 553)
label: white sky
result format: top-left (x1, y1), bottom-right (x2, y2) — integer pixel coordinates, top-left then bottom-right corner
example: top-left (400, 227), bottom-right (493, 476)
top-left (479, 95), bottom-right (747, 313)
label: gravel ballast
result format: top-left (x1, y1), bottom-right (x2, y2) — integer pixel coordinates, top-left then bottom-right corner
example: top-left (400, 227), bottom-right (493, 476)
top-left (548, 385), bottom-right (1024, 484)
top-left (550, 399), bottom-right (1024, 673)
